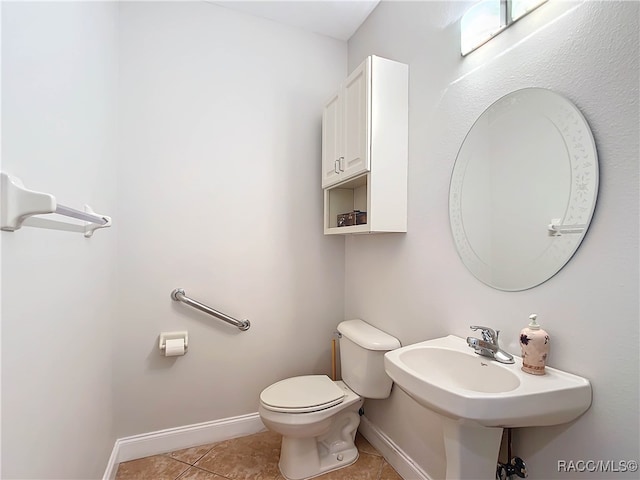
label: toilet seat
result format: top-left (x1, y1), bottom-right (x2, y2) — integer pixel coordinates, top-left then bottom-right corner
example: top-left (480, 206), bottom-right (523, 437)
top-left (260, 375), bottom-right (346, 413)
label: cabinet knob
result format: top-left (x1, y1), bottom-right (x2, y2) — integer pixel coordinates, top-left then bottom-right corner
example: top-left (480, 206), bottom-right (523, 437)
top-left (338, 156), bottom-right (345, 172)
top-left (334, 159), bottom-right (340, 174)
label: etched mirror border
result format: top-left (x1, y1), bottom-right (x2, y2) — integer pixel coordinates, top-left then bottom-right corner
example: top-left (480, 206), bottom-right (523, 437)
top-left (449, 88), bottom-right (598, 291)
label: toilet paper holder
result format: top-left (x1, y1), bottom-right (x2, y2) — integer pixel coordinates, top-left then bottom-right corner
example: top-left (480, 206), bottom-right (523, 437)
top-left (159, 331), bottom-right (189, 354)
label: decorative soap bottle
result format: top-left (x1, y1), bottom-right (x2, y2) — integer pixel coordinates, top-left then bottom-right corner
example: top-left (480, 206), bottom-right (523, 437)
top-left (519, 314), bottom-right (550, 375)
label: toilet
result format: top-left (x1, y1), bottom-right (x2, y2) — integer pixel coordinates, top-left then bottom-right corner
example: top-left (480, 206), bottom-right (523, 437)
top-left (258, 319), bottom-right (401, 480)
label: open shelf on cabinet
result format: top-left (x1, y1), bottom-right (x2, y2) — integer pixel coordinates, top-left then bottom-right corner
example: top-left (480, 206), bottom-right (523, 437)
top-left (324, 173), bottom-right (369, 234)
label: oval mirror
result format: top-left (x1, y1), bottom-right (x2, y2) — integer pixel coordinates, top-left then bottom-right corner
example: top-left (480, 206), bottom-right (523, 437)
top-left (449, 88), bottom-right (598, 291)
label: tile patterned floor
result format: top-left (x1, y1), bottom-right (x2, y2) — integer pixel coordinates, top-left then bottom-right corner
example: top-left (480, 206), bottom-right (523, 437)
top-left (115, 430), bottom-right (403, 480)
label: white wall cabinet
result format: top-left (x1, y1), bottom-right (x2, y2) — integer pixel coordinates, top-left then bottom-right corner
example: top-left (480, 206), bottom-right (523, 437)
top-left (322, 60), bottom-right (369, 188)
top-left (322, 55), bottom-right (408, 234)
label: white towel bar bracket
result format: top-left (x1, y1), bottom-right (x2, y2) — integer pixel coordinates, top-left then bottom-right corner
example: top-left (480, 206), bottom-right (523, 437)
top-left (1, 172), bottom-right (112, 237)
top-left (547, 217), bottom-right (586, 236)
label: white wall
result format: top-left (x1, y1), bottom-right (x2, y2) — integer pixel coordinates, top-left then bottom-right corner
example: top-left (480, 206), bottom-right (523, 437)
top-left (114, 2), bottom-right (347, 437)
top-left (2, 1), bottom-right (347, 474)
top-left (346, 1), bottom-right (639, 479)
top-left (1, 2), bottom-right (119, 479)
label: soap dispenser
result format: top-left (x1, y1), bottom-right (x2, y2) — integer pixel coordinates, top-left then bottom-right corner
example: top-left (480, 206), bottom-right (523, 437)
top-left (519, 314), bottom-right (550, 375)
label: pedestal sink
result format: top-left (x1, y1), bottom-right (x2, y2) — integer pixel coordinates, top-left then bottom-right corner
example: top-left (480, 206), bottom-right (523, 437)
top-left (384, 335), bottom-right (592, 480)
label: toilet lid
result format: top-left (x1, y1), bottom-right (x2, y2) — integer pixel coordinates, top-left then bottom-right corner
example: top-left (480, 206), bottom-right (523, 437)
top-left (260, 375), bottom-right (345, 413)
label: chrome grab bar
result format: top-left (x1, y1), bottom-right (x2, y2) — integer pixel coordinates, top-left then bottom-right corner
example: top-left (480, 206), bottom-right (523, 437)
top-left (171, 288), bottom-right (250, 331)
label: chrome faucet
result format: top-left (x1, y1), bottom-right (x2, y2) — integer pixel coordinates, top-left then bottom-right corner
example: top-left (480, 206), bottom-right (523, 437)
top-left (466, 326), bottom-right (514, 364)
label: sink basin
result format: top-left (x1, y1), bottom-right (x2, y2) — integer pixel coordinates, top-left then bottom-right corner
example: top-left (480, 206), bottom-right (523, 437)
top-left (384, 334), bottom-right (591, 428)
top-left (384, 335), bottom-right (592, 479)
top-left (397, 346), bottom-right (520, 394)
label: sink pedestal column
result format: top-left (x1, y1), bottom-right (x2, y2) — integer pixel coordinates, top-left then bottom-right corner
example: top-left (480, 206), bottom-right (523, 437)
top-left (441, 418), bottom-right (503, 480)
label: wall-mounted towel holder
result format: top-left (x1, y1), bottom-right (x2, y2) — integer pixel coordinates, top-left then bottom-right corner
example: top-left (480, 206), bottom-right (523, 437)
top-left (1, 172), bottom-right (112, 237)
top-left (547, 218), bottom-right (586, 236)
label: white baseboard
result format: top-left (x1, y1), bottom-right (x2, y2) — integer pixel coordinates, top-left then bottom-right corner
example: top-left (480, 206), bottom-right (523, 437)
top-left (102, 413), bottom-right (266, 480)
top-left (103, 412), bottom-right (429, 480)
top-left (358, 416), bottom-right (432, 480)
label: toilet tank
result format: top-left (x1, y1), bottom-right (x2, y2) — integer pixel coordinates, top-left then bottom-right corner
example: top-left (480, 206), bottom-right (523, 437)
top-left (337, 319), bottom-right (401, 399)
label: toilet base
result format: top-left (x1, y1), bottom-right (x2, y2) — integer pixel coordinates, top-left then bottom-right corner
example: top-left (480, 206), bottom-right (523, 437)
top-left (278, 408), bottom-right (362, 480)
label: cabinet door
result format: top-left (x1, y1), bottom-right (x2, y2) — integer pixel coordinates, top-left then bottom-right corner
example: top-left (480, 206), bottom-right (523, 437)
top-left (341, 59), bottom-right (370, 181)
top-left (322, 91), bottom-right (342, 188)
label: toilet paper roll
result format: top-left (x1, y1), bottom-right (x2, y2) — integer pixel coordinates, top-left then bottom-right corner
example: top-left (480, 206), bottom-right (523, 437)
top-left (164, 338), bottom-right (185, 357)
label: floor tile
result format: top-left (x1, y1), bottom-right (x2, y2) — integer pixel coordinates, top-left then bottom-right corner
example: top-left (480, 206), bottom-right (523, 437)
top-left (115, 454), bottom-right (190, 480)
top-left (195, 430), bottom-right (281, 480)
top-left (177, 466), bottom-right (227, 480)
top-left (355, 432), bottom-right (381, 457)
top-left (167, 443), bottom-right (216, 465)
top-left (116, 429), bottom-right (405, 480)
top-left (380, 461), bottom-right (404, 480)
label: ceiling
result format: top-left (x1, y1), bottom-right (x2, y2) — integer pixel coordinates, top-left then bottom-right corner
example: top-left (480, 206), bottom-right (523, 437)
top-left (208, 1), bottom-right (381, 41)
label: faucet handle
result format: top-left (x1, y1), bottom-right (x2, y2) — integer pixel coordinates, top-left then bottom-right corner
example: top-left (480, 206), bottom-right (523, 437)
top-left (469, 325), bottom-right (497, 343)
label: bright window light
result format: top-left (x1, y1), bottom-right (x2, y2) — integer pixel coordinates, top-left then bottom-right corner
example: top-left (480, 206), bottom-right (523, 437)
top-left (511, 0), bottom-right (547, 21)
top-left (461, 0), bottom-right (548, 56)
top-left (461, 0), bottom-right (502, 56)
